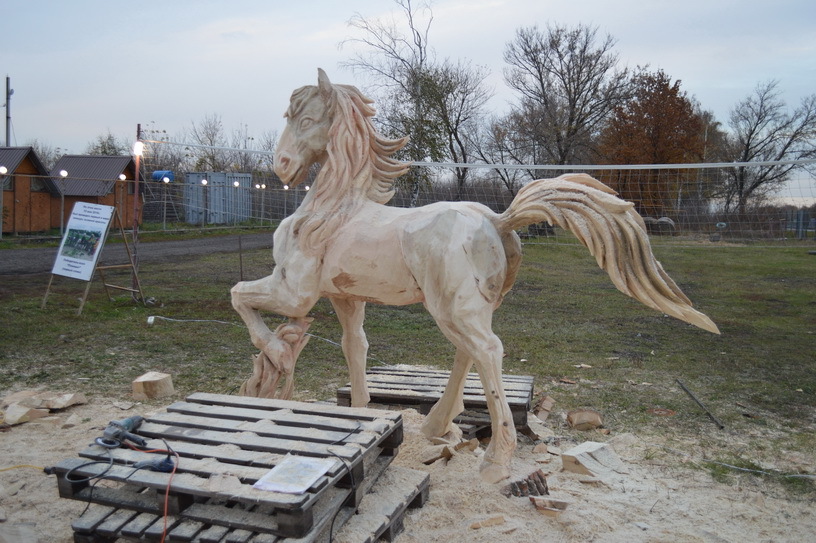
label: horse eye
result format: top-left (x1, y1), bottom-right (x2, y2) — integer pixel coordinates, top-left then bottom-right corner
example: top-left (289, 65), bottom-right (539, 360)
top-left (299, 118), bottom-right (314, 130)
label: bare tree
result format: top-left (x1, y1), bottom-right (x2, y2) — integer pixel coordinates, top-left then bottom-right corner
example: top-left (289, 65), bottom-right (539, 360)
top-left (141, 123), bottom-right (191, 175)
top-left (188, 113), bottom-right (229, 171)
top-left (25, 138), bottom-right (65, 171)
top-left (85, 130), bottom-right (130, 155)
top-left (343, 0), bottom-right (436, 205)
top-left (425, 59), bottom-right (492, 198)
top-left (257, 129), bottom-right (279, 176)
top-left (228, 123), bottom-right (264, 173)
top-left (343, 0), bottom-right (491, 204)
top-left (470, 116), bottom-right (527, 196)
top-left (720, 81), bottom-right (816, 213)
top-left (503, 23), bottom-right (630, 165)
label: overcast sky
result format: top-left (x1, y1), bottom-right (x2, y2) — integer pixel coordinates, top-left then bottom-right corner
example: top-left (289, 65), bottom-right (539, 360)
top-left (2, 0), bottom-right (815, 157)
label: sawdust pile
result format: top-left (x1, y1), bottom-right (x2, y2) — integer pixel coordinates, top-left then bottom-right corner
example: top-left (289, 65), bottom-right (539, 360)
top-left (1, 399), bottom-right (814, 542)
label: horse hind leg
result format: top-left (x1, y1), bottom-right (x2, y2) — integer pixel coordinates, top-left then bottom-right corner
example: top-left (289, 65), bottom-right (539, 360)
top-left (330, 298), bottom-right (371, 407)
top-left (421, 348), bottom-right (472, 443)
top-left (428, 312), bottom-right (516, 483)
top-left (469, 339), bottom-right (517, 484)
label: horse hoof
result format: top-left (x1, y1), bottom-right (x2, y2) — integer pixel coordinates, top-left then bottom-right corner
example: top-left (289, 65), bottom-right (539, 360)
top-left (479, 459), bottom-right (510, 484)
top-left (420, 420), bottom-right (463, 443)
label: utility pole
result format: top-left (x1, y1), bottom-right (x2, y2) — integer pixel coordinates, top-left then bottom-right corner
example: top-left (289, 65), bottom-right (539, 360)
top-left (131, 124), bottom-right (143, 300)
top-left (4, 76), bottom-right (12, 146)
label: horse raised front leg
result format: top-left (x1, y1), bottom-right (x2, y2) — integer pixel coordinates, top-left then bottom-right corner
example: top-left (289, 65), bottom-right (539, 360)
top-left (330, 298), bottom-right (370, 407)
top-left (231, 266), bottom-right (319, 399)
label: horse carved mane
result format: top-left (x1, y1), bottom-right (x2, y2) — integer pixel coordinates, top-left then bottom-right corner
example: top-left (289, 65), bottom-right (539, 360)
top-left (291, 75), bottom-right (409, 253)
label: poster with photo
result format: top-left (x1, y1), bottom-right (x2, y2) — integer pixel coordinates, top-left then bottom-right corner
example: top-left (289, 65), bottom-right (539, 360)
top-left (52, 202), bottom-right (115, 281)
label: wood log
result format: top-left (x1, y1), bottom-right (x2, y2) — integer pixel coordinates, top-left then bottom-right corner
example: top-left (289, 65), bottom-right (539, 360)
top-left (132, 371), bottom-right (174, 400)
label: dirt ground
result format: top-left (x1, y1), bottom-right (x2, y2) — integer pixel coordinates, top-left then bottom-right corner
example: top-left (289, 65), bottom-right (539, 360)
top-left (0, 395), bottom-right (814, 543)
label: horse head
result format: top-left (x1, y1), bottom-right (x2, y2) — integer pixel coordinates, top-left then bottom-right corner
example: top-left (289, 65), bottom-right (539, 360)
top-left (274, 68), bottom-right (335, 187)
top-left (273, 69), bottom-right (409, 203)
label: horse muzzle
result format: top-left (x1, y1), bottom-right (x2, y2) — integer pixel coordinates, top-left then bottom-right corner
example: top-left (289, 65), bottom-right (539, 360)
top-left (273, 152), bottom-right (307, 186)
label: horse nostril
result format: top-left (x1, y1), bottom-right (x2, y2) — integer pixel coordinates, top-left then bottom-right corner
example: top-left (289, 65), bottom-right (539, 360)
top-left (276, 155), bottom-right (290, 170)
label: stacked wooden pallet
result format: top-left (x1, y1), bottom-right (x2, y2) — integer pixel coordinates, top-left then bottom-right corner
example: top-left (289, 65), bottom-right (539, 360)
top-left (52, 393), bottom-right (429, 542)
top-left (337, 365), bottom-right (535, 435)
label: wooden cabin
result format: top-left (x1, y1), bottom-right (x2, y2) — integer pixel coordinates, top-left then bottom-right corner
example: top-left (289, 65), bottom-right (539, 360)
top-left (49, 155), bottom-right (140, 230)
top-left (0, 146), bottom-right (51, 235)
top-left (1, 149), bottom-right (141, 235)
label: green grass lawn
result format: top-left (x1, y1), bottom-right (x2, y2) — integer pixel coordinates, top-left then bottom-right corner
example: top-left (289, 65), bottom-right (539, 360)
top-left (1, 236), bottom-right (814, 494)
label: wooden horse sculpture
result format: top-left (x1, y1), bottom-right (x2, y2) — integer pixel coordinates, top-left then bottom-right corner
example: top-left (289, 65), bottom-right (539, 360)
top-left (231, 68), bottom-right (719, 483)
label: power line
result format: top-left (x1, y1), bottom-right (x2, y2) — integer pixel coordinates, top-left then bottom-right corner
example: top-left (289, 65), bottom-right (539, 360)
top-left (143, 139), bottom-right (816, 170)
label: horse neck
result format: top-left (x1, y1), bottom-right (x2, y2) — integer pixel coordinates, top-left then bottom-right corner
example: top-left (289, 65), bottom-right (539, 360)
top-left (299, 158), bottom-right (372, 214)
top-left (291, 160), bottom-right (373, 254)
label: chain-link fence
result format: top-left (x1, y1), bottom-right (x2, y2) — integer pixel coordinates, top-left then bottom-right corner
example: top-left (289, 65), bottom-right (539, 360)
top-left (137, 144), bottom-right (816, 245)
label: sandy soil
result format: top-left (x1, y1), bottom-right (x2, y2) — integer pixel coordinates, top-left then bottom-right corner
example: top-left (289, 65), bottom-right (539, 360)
top-left (0, 396), bottom-right (813, 543)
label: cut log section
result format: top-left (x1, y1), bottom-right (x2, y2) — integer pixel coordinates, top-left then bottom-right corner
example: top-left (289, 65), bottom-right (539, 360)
top-left (132, 371), bottom-right (175, 400)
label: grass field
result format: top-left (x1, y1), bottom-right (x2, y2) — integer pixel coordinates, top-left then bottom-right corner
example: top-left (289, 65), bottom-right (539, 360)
top-left (1, 235), bottom-right (814, 494)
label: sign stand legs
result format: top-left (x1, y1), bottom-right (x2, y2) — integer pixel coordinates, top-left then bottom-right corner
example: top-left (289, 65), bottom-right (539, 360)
top-left (43, 209), bottom-right (145, 315)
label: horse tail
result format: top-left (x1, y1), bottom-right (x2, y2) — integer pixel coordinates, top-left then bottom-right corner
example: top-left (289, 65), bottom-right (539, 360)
top-left (496, 173), bottom-right (720, 334)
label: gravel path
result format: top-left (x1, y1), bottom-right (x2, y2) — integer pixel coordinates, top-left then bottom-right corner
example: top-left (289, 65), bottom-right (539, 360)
top-left (0, 232), bottom-right (273, 275)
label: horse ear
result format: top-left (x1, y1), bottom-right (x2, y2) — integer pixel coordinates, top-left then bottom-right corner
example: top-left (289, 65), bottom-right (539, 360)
top-left (317, 68), bottom-right (333, 101)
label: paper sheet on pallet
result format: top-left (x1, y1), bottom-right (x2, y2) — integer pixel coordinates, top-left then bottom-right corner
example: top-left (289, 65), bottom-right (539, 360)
top-left (252, 454), bottom-right (336, 494)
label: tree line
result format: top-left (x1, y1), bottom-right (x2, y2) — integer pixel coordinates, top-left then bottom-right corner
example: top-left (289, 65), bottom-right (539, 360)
top-left (344, 0), bottom-right (816, 215)
top-left (29, 0), bottom-right (816, 216)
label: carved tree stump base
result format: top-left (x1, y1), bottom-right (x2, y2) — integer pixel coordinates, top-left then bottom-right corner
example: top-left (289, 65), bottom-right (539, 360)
top-left (240, 319), bottom-right (312, 399)
top-left (239, 351), bottom-right (295, 399)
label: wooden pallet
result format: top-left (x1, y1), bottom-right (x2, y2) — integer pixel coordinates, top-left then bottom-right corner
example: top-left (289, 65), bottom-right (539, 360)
top-left (68, 465), bottom-right (429, 543)
top-left (53, 393), bottom-right (428, 542)
top-left (337, 365), bottom-right (535, 429)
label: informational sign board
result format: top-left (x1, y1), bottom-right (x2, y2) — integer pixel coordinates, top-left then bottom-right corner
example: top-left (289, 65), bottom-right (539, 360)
top-left (51, 202), bottom-right (115, 281)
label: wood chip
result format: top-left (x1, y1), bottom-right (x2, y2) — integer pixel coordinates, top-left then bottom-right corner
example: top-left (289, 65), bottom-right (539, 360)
top-left (470, 515), bottom-right (506, 529)
top-left (566, 408), bottom-right (603, 430)
top-left (500, 469), bottom-right (549, 497)
top-left (561, 441), bottom-right (629, 477)
top-left (3, 404), bottom-right (50, 426)
top-left (453, 438), bottom-right (479, 453)
top-left (532, 443), bottom-right (548, 454)
top-left (530, 496), bottom-right (570, 517)
top-left (420, 444), bottom-right (453, 465)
